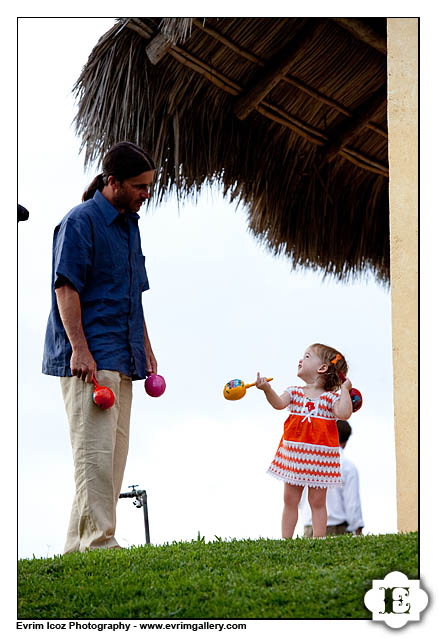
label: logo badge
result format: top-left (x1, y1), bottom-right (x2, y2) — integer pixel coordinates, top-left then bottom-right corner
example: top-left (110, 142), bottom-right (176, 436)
top-left (364, 571), bottom-right (428, 628)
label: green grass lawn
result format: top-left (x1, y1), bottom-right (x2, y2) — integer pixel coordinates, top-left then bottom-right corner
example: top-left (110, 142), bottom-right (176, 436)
top-left (18, 532), bottom-right (418, 620)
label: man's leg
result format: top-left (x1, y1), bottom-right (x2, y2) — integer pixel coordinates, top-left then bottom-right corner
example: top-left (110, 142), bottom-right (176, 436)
top-left (61, 371), bottom-right (126, 552)
top-left (326, 523), bottom-right (349, 536)
top-left (110, 372), bottom-right (132, 507)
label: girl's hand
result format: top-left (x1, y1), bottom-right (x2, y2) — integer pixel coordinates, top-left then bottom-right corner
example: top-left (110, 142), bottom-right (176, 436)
top-left (256, 372), bottom-right (271, 391)
top-left (257, 375), bottom-right (290, 410)
top-left (342, 377), bottom-right (353, 392)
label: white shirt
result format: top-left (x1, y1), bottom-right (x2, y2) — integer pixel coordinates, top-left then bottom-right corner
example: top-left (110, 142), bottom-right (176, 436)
top-left (299, 448), bottom-right (364, 532)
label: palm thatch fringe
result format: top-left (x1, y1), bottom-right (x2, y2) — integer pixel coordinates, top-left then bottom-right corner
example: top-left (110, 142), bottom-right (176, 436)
top-left (73, 17), bottom-right (389, 283)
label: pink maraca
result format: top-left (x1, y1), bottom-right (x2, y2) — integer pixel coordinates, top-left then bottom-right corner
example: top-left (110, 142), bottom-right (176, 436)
top-left (145, 374), bottom-right (166, 398)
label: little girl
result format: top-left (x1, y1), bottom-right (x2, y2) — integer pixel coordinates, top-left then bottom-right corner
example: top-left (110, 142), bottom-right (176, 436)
top-left (256, 343), bottom-right (353, 539)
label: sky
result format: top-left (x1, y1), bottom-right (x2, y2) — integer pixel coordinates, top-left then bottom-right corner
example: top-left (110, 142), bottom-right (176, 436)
top-left (10, 8), bottom-right (434, 634)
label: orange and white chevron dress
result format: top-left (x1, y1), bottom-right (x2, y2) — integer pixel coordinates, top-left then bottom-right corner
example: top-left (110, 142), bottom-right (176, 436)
top-left (267, 386), bottom-right (342, 488)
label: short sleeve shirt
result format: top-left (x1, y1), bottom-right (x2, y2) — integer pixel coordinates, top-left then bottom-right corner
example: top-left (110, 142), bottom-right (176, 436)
top-left (42, 190), bottom-right (150, 380)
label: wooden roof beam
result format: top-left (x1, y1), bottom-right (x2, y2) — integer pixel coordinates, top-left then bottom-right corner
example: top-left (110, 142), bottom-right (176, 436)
top-left (145, 32), bottom-right (173, 64)
top-left (125, 18), bottom-right (388, 177)
top-left (233, 19), bottom-right (323, 120)
top-left (165, 43), bottom-right (388, 176)
top-left (331, 18), bottom-right (387, 55)
top-left (321, 84), bottom-right (387, 163)
top-left (194, 18), bottom-right (387, 139)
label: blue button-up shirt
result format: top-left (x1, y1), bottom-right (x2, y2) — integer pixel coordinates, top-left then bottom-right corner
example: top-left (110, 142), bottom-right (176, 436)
top-left (42, 190), bottom-right (150, 380)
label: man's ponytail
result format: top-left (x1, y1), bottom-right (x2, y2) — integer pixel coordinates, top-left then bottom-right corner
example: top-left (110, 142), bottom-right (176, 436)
top-left (82, 174), bottom-right (106, 201)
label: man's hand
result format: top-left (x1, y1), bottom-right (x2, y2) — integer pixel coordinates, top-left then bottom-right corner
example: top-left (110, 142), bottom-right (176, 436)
top-left (70, 346), bottom-right (96, 383)
top-left (146, 348), bottom-right (158, 376)
top-left (143, 316), bottom-right (157, 375)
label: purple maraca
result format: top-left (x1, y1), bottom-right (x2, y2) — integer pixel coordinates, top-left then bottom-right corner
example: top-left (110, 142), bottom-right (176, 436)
top-left (145, 374), bottom-right (166, 398)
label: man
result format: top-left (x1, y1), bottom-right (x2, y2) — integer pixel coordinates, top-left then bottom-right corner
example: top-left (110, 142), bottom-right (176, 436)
top-left (300, 420), bottom-right (364, 537)
top-left (42, 142), bottom-right (157, 552)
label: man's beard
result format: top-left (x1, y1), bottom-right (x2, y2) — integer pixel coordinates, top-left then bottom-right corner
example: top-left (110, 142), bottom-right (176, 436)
top-left (113, 192), bottom-right (139, 214)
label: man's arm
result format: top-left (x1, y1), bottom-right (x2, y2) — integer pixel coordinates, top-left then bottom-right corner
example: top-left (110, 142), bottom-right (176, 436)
top-left (55, 283), bottom-right (96, 383)
top-left (143, 317), bottom-right (157, 375)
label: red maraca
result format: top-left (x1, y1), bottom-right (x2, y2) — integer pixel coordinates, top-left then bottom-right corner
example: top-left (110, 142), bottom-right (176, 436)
top-left (145, 373), bottom-right (166, 398)
top-left (92, 374), bottom-right (115, 410)
top-left (331, 355), bottom-right (362, 412)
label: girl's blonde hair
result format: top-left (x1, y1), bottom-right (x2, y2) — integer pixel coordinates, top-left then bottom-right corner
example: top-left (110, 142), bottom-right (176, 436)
top-left (310, 343), bottom-right (348, 392)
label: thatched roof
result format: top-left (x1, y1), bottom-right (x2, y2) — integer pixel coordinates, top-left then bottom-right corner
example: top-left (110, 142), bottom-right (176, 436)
top-left (73, 17), bottom-right (389, 282)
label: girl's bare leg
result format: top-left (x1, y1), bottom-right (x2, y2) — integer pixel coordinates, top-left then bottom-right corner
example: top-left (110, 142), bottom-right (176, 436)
top-left (308, 487), bottom-right (327, 537)
top-left (282, 483), bottom-right (304, 538)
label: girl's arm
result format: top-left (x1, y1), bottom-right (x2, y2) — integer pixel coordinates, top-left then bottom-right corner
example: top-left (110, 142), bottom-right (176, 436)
top-left (333, 379), bottom-right (354, 419)
top-left (255, 373), bottom-right (290, 410)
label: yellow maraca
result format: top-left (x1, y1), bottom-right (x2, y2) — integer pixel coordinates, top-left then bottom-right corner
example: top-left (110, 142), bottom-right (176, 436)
top-left (223, 377), bottom-right (273, 400)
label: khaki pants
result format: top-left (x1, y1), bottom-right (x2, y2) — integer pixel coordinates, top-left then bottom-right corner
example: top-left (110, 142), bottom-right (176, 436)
top-left (61, 371), bottom-right (132, 553)
top-left (303, 523), bottom-right (349, 538)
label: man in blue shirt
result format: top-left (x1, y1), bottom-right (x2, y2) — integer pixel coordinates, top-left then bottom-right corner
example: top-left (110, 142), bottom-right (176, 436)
top-left (43, 142), bottom-right (158, 552)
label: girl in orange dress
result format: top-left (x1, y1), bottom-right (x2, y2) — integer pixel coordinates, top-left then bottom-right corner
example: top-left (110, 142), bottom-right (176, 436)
top-left (256, 343), bottom-right (353, 539)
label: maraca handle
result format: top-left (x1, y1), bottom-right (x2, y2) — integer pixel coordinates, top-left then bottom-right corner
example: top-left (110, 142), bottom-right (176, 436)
top-left (245, 377), bottom-right (273, 389)
top-left (339, 370), bottom-right (354, 390)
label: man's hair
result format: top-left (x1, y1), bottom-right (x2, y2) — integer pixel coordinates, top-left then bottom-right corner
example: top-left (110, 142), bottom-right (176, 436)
top-left (337, 419), bottom-right (352, 444)
top-left (310, 343), bottom-right (348, 391)
top-left (82, 142), bottom-right (156, 201)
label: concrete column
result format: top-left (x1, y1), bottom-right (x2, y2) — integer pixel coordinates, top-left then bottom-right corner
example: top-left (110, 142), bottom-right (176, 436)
top-left (387, 18), bottom-right (418, 532)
